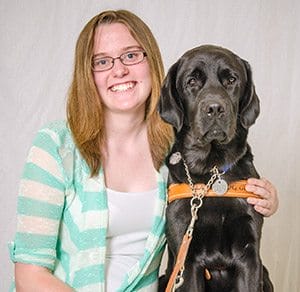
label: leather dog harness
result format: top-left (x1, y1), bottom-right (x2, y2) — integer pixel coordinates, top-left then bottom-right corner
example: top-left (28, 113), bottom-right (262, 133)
top-left (165, 180), bottom-right (260, 292)
top-left (168, 180), bottom-right (260, 203)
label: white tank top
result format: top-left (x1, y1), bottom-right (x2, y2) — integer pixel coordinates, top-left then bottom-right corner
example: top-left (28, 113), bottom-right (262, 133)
top-left (105, 188), bottom-right (158, 291)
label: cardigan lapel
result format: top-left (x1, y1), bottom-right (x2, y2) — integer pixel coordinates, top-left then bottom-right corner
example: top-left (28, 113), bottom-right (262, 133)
top-left (119, 165), bottom-right (169, 291)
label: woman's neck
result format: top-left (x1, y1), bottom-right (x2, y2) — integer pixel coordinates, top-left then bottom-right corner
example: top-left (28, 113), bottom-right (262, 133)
top-left (104, 110), bottom-right (147, 147)
top-left (102, 109), bottom-right (156, 192)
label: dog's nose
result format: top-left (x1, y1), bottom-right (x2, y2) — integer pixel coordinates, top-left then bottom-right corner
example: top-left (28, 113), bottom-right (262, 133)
top-left (205, 103), bottom-right (225, 117)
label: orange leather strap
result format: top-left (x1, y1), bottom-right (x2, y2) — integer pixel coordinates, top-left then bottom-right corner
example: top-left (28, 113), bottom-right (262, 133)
top-left (165, 233), bottom-right (192, 292)
top-left (168, 180), bottom-right (260, 203)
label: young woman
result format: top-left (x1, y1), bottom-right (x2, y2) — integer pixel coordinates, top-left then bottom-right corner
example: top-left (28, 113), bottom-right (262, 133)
top-left (10, 10), bottom-right (278, 291)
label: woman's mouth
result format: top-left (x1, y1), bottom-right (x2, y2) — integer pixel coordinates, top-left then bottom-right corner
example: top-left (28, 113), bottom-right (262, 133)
top-left (110, 81), bottom-right (136, 92)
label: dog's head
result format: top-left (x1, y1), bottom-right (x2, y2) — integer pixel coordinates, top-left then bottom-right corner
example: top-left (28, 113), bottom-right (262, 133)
top-left (159, 45), bottom-right (260, 147)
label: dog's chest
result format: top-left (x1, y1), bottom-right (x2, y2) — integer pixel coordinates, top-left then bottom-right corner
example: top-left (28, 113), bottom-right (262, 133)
top-left (166, 197), bottom-right (262, 255)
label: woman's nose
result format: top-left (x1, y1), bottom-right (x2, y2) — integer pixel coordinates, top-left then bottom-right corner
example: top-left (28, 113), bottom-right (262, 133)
top-left (111, 59), bottom-right (129, 77)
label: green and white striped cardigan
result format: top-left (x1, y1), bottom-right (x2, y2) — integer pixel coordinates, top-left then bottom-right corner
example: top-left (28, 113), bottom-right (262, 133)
top-left (9, 121), bottom-right (168, 291)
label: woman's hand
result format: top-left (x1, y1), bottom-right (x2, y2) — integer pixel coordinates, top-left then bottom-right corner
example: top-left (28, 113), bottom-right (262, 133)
top-left (15, 262), bottom-right (74, 291)
top-left (246, 177), bottom-right (279, 217)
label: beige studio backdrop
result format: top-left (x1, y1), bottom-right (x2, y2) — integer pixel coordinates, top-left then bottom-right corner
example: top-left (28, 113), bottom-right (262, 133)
top-left (1, 0), bottom-right (299, 291)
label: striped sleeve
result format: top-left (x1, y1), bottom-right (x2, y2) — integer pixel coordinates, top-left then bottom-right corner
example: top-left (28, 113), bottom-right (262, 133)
top-left (10, 126), bottom-right (67, 270)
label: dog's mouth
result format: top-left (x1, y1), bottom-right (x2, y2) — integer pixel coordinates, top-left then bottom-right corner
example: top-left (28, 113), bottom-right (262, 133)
top-left (202, 126), bottom-right (228, 144)
top-left (188, 112), bottom-right (237, 146)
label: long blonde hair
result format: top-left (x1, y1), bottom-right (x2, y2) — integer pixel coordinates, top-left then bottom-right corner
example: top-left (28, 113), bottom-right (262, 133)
top-left (67, 10), bottom-right (173, 176)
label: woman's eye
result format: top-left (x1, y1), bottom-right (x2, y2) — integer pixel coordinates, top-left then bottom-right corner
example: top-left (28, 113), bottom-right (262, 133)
top-left (98, 59), bottom-right (108, 65)
top-left (125, 52), bottom-right (138, 61)
top-left (93, 58), bottom-right (108, 66)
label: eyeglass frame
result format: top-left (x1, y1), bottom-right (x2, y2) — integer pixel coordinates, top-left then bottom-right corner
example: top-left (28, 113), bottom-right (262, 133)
top-left (91, 50), bottom-right (147, 72)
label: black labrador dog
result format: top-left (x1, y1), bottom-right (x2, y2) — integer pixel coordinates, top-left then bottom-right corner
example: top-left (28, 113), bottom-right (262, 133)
top-left (158, 45), bottom-right (273, 291)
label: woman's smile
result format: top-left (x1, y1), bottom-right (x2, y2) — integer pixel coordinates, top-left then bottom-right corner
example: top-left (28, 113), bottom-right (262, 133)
top-left (110, 81), bottom-right (136, 92)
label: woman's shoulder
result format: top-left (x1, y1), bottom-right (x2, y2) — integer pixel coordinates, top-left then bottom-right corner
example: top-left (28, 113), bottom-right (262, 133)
top-left (35, 120), bottom-right (75, 149)
top-left (31, 120), bottom-right (81, 179)
top-left (39, 120), bottom-right (69, 136)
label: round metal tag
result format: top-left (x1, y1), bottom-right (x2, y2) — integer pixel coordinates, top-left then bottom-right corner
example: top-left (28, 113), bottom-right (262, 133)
top-left (212, 179), bottom-right (228, 195)
top-left (169, 152), bottom-right (182, 165)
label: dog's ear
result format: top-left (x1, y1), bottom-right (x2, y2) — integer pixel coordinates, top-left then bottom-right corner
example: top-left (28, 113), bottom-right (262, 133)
top-left (159, 61), bottom-right (184, 132)
top-left (239, 60), bottom-right (260, 128)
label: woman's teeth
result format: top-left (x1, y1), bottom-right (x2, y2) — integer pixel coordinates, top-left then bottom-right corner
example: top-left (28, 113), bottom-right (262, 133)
top-left (111, 82), bottom-right (135, 92)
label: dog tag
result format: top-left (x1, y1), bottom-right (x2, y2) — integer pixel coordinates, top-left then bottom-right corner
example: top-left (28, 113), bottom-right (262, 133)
top-left (169, 152), bottom-right (182, 165)
top-left (212, 178), bottom-right (228, 195)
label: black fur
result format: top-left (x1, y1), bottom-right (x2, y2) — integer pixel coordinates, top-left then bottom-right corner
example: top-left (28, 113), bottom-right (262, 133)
top-left (159, 45), bottom-right (273, 291)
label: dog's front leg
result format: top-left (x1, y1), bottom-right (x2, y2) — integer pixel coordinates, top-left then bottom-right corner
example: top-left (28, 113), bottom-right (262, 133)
top-left (235, 254), bottom-right (264, 292)
top-left (175, 261), bottom-right (206, 292)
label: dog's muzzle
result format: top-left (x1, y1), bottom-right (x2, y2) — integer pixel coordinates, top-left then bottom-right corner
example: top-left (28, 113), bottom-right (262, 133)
top-left (195, 95), bottom-right (236, 144)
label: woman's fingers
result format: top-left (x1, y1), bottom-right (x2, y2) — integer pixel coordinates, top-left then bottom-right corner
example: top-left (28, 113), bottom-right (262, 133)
top-left (246, 177), bottom-right (279, 217)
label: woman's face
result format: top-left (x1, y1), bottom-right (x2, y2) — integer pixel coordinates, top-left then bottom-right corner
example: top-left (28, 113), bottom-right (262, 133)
top-left (93, 23), bottom-right (152, 115)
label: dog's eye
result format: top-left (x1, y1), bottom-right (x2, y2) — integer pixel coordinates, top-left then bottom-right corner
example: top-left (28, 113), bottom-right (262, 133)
top-left (228, 77), bottom-right (236, 84)
top-left (222, 76), bottom-right (237, 87)
top-left (186, 70), bottom-right (205, 88)
top-left (187, 77), bottom-right (197, 87)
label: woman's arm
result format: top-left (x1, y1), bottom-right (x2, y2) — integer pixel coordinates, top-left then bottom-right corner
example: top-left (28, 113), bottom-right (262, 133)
top-left (15, 263), bottom-right (74, 292)
top-left (246, 177), bottom-right (279, 217)
top-left (12, 125), bottom-right (71, 290)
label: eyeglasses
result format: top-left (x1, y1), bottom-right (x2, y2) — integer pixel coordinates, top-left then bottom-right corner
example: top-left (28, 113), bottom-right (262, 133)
top-left (91, 50), bottom-right (147, 72)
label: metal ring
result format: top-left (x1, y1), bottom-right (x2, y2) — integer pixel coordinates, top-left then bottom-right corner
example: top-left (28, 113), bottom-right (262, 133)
top-left (190, 196), bottom-right (203, 208)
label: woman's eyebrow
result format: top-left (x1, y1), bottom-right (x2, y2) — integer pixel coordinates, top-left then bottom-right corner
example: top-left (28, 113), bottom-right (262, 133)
top-left (93, 45), bottom-right (144, 58)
